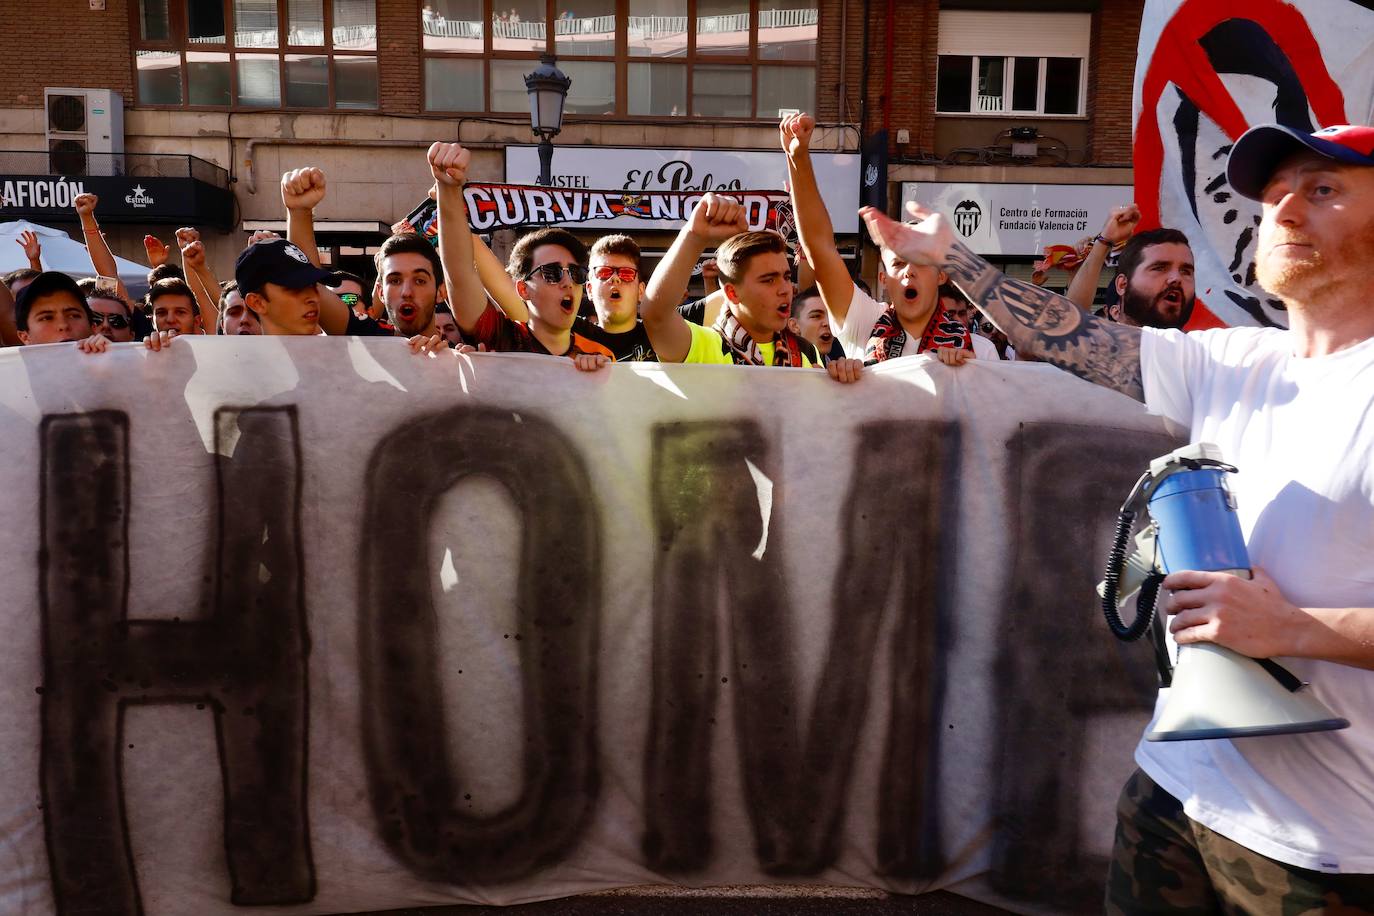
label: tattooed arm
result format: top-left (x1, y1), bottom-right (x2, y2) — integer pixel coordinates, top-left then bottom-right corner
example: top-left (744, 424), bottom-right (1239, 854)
top-left (861, 204), bottom-right (1144, 401)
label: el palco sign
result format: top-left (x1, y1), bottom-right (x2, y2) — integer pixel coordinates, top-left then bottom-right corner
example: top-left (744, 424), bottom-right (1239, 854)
top-left (507, 145), bottom-right (860, 233)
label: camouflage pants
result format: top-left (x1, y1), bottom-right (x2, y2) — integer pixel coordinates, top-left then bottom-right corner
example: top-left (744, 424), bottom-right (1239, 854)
top-left (1105, 768), bottom-right (1374, 915)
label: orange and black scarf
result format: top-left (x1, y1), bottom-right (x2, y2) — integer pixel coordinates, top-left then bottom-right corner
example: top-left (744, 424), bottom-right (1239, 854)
top-left (713, 305), bottom-right (817, 367)
top-left (864, 300), bottom-right (973, 366)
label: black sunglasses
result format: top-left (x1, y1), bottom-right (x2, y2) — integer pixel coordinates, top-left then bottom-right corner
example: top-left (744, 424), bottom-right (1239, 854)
top-left (90, 313), bottom-right (130, 330)
top-left (524, 263), bottom-right (587, 285)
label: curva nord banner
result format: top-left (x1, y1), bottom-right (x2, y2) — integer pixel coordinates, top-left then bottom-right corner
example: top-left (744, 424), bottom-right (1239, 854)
top-left (1133, 0), bottom-right (1374, 329)
top-left (0, 340), bottom-right (1180, 915)
top-left (405, 184), bottom-right (796, 242)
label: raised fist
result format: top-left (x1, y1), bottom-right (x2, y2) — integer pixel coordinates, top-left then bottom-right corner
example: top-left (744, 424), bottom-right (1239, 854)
top-left (175, 227), bottom-right (200, 249)
top-left (779, 112), bottom-right (816, 157)
top-left (281, 167), bottom-right (327, 211)
top-left (181, 240), bottom-right (206, 270)
top-left (428, 142), bottom-right (470, 188)
top-left (247, 229), bottom-right (281, 246)
top-left (1100, 203), bottom-right (1141, 245)
top-left (687, 193), bottom-right (749, 244)
top-left (73, 193), bottom-right (99, 216)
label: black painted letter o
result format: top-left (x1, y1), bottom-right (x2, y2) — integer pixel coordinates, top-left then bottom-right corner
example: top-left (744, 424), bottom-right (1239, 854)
top-left (359, 407), bottom-right (601, 883)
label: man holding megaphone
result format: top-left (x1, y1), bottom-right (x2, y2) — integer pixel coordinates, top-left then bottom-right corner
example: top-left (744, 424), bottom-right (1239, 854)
top-left (861, 124), bottom-right (1374, 913)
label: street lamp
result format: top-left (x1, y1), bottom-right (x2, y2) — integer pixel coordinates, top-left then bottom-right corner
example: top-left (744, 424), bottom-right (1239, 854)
top-left (524, 54), bottom-right (572, 187)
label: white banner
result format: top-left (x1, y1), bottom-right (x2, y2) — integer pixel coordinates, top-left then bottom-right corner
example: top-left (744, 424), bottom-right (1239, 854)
top-left (505, 145), bottom-right (861, 233)
top-left (1134, 0), bottom-right (1374, 327)
top-left (0, 339), bottom-right (1180, 915)
top-left (899, 183), bottom-right (1134, 256)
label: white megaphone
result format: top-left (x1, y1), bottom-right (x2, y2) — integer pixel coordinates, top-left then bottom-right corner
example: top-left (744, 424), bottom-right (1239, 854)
top-left (1097, 443), bottom-right (1348, 741)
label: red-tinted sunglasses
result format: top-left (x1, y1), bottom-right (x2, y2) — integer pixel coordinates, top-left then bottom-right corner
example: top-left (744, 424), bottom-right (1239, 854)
top-left (591, 265), bottom-right (639, 283)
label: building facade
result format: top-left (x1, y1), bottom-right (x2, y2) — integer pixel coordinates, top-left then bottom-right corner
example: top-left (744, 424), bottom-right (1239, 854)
top-left (0, 0), bottom-right (1143, 297)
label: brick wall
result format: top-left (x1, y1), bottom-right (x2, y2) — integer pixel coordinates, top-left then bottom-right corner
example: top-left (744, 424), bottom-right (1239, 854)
top-left (0, 0), bottom-right (133, 107)
top-left (1087, 0), bottom-right (1143, 166)
top-left (378, 0), bottom-right (421, 115)
top-left (897, 0), bottom-right (941, 156)
top-left (824, 0), bottom-right (939, 158)
top-left (816, 0), bottom-right (863, 124)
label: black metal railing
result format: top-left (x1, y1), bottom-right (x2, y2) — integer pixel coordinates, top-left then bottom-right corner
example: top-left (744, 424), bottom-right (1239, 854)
top-left (0, 150), bottom-right (230, 189)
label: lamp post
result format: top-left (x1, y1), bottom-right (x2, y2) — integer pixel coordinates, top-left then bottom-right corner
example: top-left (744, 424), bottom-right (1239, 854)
top-left (524, 54), bottom-right (572, 187)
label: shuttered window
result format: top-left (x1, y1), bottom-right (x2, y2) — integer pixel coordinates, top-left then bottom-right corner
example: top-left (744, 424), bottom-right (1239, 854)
top-left (935, 10), bottom-right (1089, 117)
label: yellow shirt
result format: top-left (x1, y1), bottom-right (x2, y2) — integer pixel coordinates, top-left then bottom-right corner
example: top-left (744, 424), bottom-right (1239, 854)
top-left (684, 323), bottom-right (817, 367)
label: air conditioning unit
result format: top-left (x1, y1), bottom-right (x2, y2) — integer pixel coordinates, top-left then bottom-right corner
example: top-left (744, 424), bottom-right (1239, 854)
top-left (44, 88), bottom-right (124, 177)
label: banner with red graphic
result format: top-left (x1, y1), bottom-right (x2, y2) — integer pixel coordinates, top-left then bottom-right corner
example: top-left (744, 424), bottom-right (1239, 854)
top-left (405, 183), bottom-right (796, 243)
top-left (1133, 0), bottom-right (1374, 328)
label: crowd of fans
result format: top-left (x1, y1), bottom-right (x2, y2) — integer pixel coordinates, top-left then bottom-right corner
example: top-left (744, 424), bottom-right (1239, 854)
top-left (0, 112), bottom-right (1197, 377)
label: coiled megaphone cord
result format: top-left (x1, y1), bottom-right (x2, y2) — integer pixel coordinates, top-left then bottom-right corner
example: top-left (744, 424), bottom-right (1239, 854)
top-left (1102, 508), bottom-right (1162, 641)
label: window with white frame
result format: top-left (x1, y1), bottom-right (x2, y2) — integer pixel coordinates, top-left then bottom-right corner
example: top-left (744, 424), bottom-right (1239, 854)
top-left (934, 10), bottom-right (1089, 117)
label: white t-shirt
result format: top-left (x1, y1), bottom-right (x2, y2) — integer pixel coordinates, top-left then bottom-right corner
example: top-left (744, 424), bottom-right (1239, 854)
top-left (1136, 325), bottom-right (1374, 874)
top-left (833, 283), bottom-right (999, 362)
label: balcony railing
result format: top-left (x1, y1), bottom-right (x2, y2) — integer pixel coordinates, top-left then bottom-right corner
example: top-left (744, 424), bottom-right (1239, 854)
top-left (189, 25), bottom-right (378, 48)
top-left (555, 15), bottom-right (617, 36)
top-left (0, 150), bottom-right (231, 189)
top-left (421, 9), bottom-right (819, 41)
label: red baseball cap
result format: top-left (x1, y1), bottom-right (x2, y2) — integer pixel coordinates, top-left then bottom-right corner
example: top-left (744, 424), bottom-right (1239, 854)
top-left (1227, 124), bottom-right (1374, 201)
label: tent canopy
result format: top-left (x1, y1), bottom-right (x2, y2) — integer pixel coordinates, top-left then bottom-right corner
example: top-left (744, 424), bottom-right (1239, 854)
top-left (0, 221), bottom-right (149, 299)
